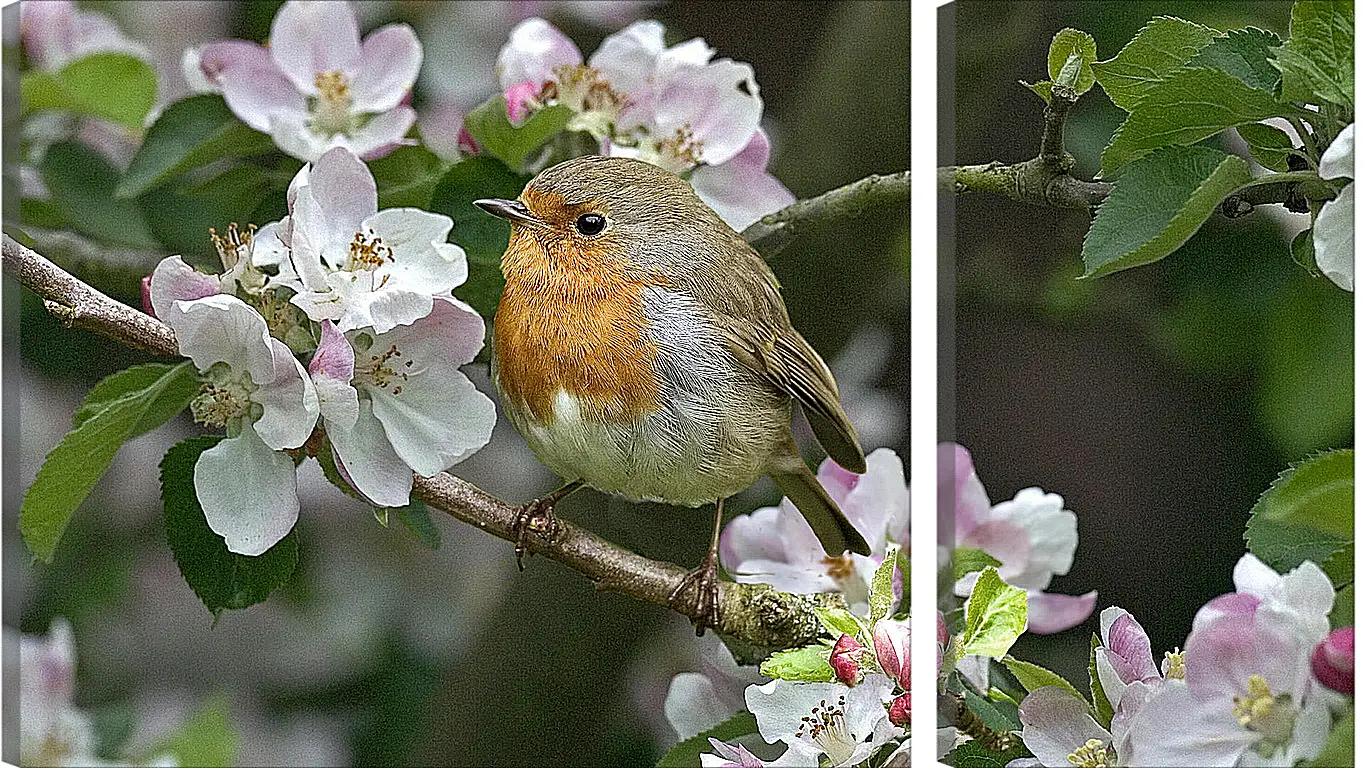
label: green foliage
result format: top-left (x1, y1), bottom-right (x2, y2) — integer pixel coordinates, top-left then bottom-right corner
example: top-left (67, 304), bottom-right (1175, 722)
top-left (141, 695), bottom-right (239, 767)
top-left (962, 685), bottom-right (1021, 731)
top-left (392, 502), bottom-right (442, 550)
top-left (1256, 284), bottom-right (1353, 458)
top-left (946, 739), bottom-right (1032, 768)
top-left (814, 605), bottom-right (865, 640)
top-left (138, 164), bottom-right (276, 261)
top-left (1246, 451), bottom-right (1353, 589)
top-left (1100, 67), bottom-right (1289, 176)
top-left (462, 95), bottom-right (575, 172)
top-left (117, 95), bottom-right (276, 198)
top-left (428, 156), bottom-right (530, 317)
top-left (1001, 655), bottom-right (1085, 702)
top-left (1048, 29), bottom-right (1097, 94)
top-left (1329, 583), bottom-right (1353, 629)
top-left (21, 362), bottom-right (198, 563)
top-left (868, 544), bottom-right (900, 620)
top-left (38, 141), bottom-right (158, 249)
top-left (1187, 28), bottom-right (1283, 94)
top-left (370, 146), bottom-right (448, 210)
top-left (962, 567), bottom-right (1028, 658)
top-left (1092, 16), bottom-right (1216, 111)
top-left (1087, 633), bottom-right (1114, 729)
top-left (1237, 123), bottom-right (1295, 172)
top-left (759, 644), bottom-right (836, 682)
top-left (21, 53), bottom-right (157, 128)
top-left (161, 436), bottom-right (300, 615)
top-left (1272, 0), bottom-right (1354, 109)
top-left (954, 546), bottom-right (1003, 580)
top-left (656, 712), bottom-right (758, 768)
top-left (1082, 146), bottom-right (1252, 278)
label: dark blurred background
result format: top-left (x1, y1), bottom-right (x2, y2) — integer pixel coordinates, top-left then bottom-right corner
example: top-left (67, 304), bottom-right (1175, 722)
top-left (950, 0), bottom-right (1351, 686)
top-left (10, 1), bottom-right (908, 765)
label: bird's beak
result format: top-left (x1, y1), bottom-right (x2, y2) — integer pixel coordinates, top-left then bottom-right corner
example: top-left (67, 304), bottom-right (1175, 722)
top-left (474, 198), bottom-right (543, 228)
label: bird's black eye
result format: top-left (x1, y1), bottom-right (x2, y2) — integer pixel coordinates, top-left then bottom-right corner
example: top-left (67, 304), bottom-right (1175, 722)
top-left (575, 213), bottom-right (607, 236)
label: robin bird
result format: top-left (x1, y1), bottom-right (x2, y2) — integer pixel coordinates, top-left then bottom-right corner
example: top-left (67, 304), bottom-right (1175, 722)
top-left (475, 155), bottom-right (871, 629)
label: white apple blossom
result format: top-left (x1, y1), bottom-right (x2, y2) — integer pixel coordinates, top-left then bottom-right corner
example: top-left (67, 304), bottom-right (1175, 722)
top-left (274, 146), bottom-right (469, 334)
top-left (185, 0), bottom-right (421, 161)
top-left (948, 443), bottom-right (1097, 633)
top-left (20, 0), bottom-right (150, 72)
top-left (719, 448), bottom-right (908, 612)
top-left (744, 675), bottom-right (902, 767)
top-left (1314, 123), bottom-right (1353, 291)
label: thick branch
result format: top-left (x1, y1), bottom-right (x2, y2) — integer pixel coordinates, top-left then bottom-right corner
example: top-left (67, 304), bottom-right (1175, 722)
top-left (742, 170), bottom-right (910, 258)
top-left (2, 232), bottom-right (840, 651)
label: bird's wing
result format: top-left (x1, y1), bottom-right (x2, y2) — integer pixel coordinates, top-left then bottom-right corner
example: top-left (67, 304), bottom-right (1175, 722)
top-left (682, 242), bottom-right (867, 474)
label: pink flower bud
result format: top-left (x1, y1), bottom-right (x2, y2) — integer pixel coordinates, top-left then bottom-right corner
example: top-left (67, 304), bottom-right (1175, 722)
top-left (504, 80), bottom-right (542, 124)
top-left (140, 275), bottom-right (156, 318)
top-left (888, 692), bottom-right (910, 726)
top-left (830, 633), bottom-right (863, 686)
top-left (874, 619), bottom-right (911, 690)
top-left (1312, 627), bottom-right (1353, 695)
top-left (457, 125), bottom-right (480, 156)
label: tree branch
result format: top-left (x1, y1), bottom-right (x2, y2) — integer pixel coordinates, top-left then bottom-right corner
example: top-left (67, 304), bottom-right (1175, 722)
top-left (2, 232), bottom-right (843, 651)
top-left (742, 170), bottom-right (910, 258)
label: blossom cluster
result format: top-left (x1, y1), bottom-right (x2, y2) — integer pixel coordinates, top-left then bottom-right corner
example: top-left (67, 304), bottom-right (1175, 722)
top-left (490, 17), bottom-right (795, 230)
top-left (663, 451), bottom-right (910, 767)
top-left (149, 146), bottom-right (495, 555)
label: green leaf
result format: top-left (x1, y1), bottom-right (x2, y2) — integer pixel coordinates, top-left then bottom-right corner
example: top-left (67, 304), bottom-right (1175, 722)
top-left (946, 739), bottom-right (1032, 768)
top-left (1249, 450), bottom-right (1353, 538)
top-left (1087, 633), bottom-right (1114, 729)
top-left (1272, 0), bottom-right (1354, 109)
top-left (117, 95), bottom-right (275, 198)
top-left (1256, 282), bottom-right (1353, 458)
top-left (1188, 28), bottom-right (1283, 94)
top-left (813, 606), bottom-right (865, 640)
top-left (161, 436), bottom-right (300, 614)
top-left (759, 644), bottom-right (836, 682)
top-left (392, 501), bottom-right (442, 550)
top-left (954, 546), bottom-right (1003, 580)
top-left (142, 694), bottom-right (238, 767)
top-left (1329, 583), bottom-right (1353, 629)
top-left (73, 363), bottom-right (198, 434)
top-left (21, 53), bottom-right (157, 128)
top-left (962, 685), bottom-right (1021, 731)
top-left (1093, 16), bottom-right (1218, 111)
top-left (1309, 705), bottom-right (1353, 768)
top-left (1047, 29), bottom-right (1097, 94)
top-left (1001, 655), bottom-right (1086, 702)
top-left (1100, 67), bottom-right (1291, 176)
top-left (138, 164), bottom-right (274, 260)
top-left (1290, 227), bottom-right (1319, 274)
top-left (428, 157), bottom-right (530, 317)
top-left (370, 145), bottom-right (447, 210)
top-left (462, 95), bottom-right (574, 172)
top-left (1245, 516), bottom-right (1350, 588)
top-left (39, 141), bottom-right (159, 249)
top-left (868, 544), bottom-right (900, 620)
top-left (656, 711), bottom-right (758, 768)
top-left (21, 362), bottom-right (198, 562)
top-left (1238, 123), bottom-right (1295, 172)
top-left (1082, 146), bottom-right (1253, 278)
top-left (962, 567), bottom-right (1028, 658)
top-left (1019, 79), bottom-right (1054, 103)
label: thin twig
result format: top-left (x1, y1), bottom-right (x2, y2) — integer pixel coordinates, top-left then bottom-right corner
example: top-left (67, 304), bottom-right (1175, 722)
top-left (742, 170), bottom-right (910, 258)
top-left (2, 232), bottom-right (843, 651)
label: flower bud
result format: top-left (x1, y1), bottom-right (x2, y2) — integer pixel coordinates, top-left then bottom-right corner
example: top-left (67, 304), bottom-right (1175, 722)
top-left (140, 275), bottom-right (156, 318)
top-left (888, 692), bottom-right (910, 726)
top-left (830, 633), bottom-right (863, 686)
top-left (874, 618), bottom-right (911, 690)
top-left (504, 81), bottom-right (542, 124)
top-left (1312, 627), bottom-right (1353, 695)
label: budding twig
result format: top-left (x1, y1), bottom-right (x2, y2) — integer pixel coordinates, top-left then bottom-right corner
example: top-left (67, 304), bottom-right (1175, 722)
top-left (2, 232), bottom-right (843, 651)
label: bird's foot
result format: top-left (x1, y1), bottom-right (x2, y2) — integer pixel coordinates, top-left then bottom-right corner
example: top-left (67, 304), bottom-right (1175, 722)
top-left (669, 549), bottom-right (722, 636)
top-left (512, 496), bottom-right (560, 571)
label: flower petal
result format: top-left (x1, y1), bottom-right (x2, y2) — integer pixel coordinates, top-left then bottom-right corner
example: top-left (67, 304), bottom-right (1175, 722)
top-left (324, 272), bottom-right (434, 334)
top-left (365, 298), bottom-right (495, 474)
top-left (193, 426), bottom-right (299, 556)
top-left (652, 58), bottom-right (762, 165)
top-left (665, 673), bottom-right (740, 741)
top-left (269, 0), bottom-right (362, 94)
top-left (1026, 590), bottom-right (1097, 634)
top-left (1121, 680), bottom-right (1255, 766)
top-left (1319, 123), bottom-right (1354, 181)
top-left (1017, 686), bottom-right (1110, 767)
top-left (149, 256), bottom-right (220, 319)
top-left (328, 397), bottom-right (413, 507)
top-left (164, 294), bottom-right (274, 379)
top-left (345, 105), bottom-right (418, 161)
top-left (365, 208), bottom-right (468, 293)
top-left (216, 58), bottom-right (307, 133)
top-left (311, 321), bottom-right (359, 430)
top-left (496, 17), bottom-right (583, 91)
top-left (351, 24), bottom-right (422, 113)
top-left (193, 39), bottom-right (273, 89)
top-left (691, 132), bottom-right (795, 230)
top-left (1314, 183), bottom-right (1353, 291)
top-left (252, 336), bottom-right (320, 450)
top-left (589, 20), bottom-right (667, 127)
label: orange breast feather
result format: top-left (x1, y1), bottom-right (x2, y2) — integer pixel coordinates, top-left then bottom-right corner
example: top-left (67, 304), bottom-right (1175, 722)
top-left (495, 229), bottom-right (664, 424)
